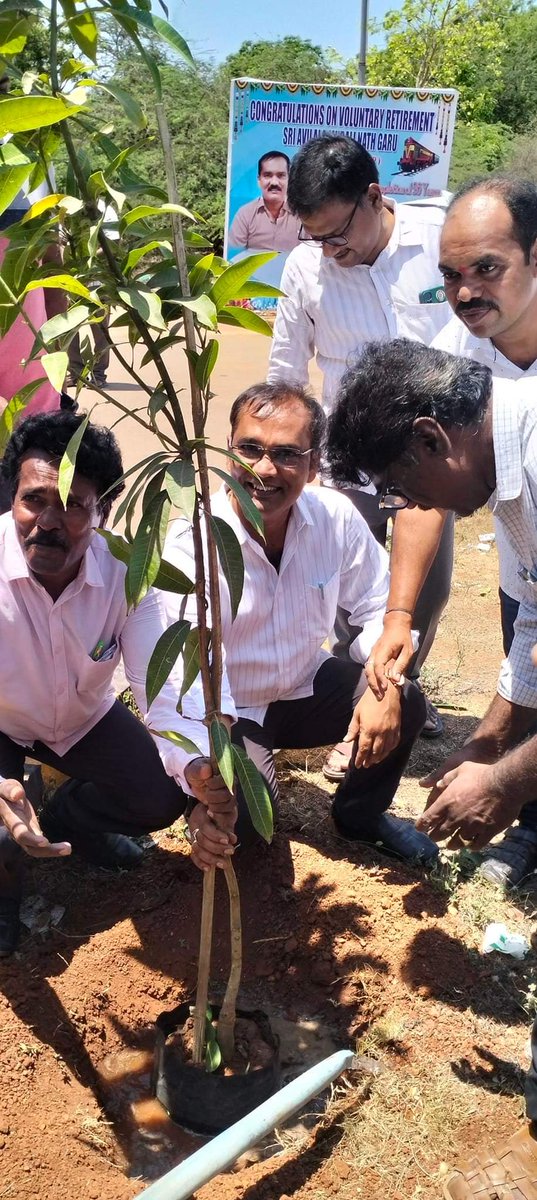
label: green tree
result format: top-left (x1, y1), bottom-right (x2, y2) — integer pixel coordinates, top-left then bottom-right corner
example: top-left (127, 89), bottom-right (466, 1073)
top-left (448, 121), bottom-right (512, 188)
top-left (493, 8), bottom-right (537, 131)
top-left (222, 35), bottom-right (331, 84)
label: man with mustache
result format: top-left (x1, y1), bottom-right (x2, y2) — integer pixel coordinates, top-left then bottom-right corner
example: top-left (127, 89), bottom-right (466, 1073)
top-left (267, 134), bottom-right (454, 755)
top-left (228, 151), bottom-right (301, 252)
top-left (0, 412), bottom-right (237, 957)
top-left (429, 177), bottom-right (537, 886)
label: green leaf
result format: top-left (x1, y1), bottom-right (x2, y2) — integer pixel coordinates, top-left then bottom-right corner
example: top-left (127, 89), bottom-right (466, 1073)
top-left (0, 96), bottom-right (84, 137)
top-left (120, 202), bottom-right (195, 229)
top-left (146, 619), bottom-right (191, 708)
top-left (209, 254), bottom-right (277, 312)
top-left (117, 286), bottom-right (166, 331)
top-left (25, 275), bottom-right (94, 302)
top-left (58, 413), bottom-right (90, 508)
top-left (232, 745), bottom-right (273, 843)
top-left (126, 490), bottom-right (170, 606)
top-left (164, 460), bottom-right (196, 521)
top-left (98, 81), bottom-right (147, 131)
top-left (40, 305), bottom-right (91, 345)
top-left (177, 627), bottom-right (201, 710)
top-left (42, 351), bottom-right (68, 392)
top-left (96, 528), bottom-right (131, 567)
top-left (149, 728), bottom-right (201, 756)
top-left (153, 558), bottom-right (195, 595)
top-left (193, 339), bottom-right (219, 389)
top-left (205, 1013), bottom-right (222, 1073)
top-left (210, 467), bottom-right (264, 539)
top-left (0, 384), bottom-right (40, 455)
top-left (209, 514), bottom-right (244, 621)
top-left (0, 12), bottom-right (31, 54)
top-left (179, 294), bottom-right (217, 330)
top-left (209, 718), bottom-right (235, 793)
top-left (66, 9), bottom-right (98, 61)
top-left (219, 305), bottom-right (273, 337)
top-left (123, 240), bottom-right (171, 273)
top-left (233, 282), bottom-right (283, 300)
top-left (0, 163), bottom-right (33, 220)
top-left (107, 7), bottom-right (194, 64)
top-left (19, 193), bottom-right (64, 223)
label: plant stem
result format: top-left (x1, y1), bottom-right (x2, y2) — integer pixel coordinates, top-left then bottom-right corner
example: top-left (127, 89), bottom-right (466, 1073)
top-left (217, 860), bottom-right (242, 1062)
top-left (192, 868), bottom-right (216, 1064)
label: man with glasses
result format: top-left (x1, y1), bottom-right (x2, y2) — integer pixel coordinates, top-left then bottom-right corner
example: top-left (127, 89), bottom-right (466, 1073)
top-left (267, 133), bottom-right (454, 757)
top-left (163, 380), bottom-right (436, 866)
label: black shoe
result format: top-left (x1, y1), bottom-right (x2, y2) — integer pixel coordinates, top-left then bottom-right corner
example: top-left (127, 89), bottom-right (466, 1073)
top-left (0, 898), bottom-right (21, 957)
top-left (332, 810), bottom-right (439, 865)
top-left (40, 808), bottom-right (144, 872)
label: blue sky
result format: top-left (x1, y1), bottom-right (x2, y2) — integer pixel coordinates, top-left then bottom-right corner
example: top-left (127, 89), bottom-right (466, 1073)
top-left (171, 0), bottom-right (394, 64)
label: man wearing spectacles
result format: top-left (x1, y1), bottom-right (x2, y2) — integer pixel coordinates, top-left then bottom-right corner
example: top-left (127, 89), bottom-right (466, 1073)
top-left (163, 380), bottom-right (436, 867)
top-left (267, 133), bottom-right (454, 757)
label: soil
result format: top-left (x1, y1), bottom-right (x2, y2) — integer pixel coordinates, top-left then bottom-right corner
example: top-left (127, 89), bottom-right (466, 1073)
top-left (1, 506), bottom-right (536, 1198)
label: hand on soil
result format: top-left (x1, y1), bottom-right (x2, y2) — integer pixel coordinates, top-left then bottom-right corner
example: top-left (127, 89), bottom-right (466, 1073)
top-left (0, 779), bottom-right (71, 858)
top-left (416, 760), bottom-right (518, 850)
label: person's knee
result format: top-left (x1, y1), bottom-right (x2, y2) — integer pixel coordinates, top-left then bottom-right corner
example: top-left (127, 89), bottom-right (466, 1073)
top-left (400, 679), bottom-right (427, 741)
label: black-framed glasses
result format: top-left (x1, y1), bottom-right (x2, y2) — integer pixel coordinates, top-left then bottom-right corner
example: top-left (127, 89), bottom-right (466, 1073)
top-left (378, 483), bottom-right (410, 511)
top-left (230, 440), bottom-right (314, 468)
top-left (297, 197), bottom-right (361, 247)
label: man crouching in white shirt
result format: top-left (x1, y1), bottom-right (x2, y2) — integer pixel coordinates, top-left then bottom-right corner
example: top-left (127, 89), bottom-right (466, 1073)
top-left (0, 412), bottom-right (237, 957)
top-left (163, 381), bottom-right (436, 868)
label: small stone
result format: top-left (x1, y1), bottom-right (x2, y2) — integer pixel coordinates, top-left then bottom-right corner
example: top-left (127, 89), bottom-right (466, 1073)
top-left (285, 936), bottom-right (298, 953)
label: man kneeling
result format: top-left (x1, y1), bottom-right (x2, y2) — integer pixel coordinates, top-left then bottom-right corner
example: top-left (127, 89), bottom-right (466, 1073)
top-left (163, 381), bottom-right (434, 864)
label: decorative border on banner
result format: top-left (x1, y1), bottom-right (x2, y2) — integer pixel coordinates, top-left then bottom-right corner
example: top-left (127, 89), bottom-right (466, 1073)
top-left (234, 78), bottom-right (457, 106)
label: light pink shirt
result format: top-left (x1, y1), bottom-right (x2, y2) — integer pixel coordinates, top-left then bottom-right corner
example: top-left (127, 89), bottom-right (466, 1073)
top-left (228, 197), bottom-right (301, 252)
top-left (0, 514), bottom-right (232, 792)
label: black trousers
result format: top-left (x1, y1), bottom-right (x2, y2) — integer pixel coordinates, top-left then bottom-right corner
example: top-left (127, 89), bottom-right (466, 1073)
top-left (0, 700), bottom-right (187, 872)
top-left (231, 656), bottom-right (426, 844)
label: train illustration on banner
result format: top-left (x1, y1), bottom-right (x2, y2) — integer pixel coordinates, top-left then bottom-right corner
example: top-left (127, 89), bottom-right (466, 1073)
top-left (395, 137), bottom-right (440, 176)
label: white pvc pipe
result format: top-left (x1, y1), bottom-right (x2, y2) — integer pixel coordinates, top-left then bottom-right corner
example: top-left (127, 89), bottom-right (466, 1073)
top-left (139, 1048), bottom-right (356, 1200)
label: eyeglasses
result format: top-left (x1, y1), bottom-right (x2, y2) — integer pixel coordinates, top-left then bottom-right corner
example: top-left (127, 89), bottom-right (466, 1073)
top-left (378, 483), bottom-right (410, 511)
top-left (230, 440), bottom-right (314, 468)
top-left (297, 197), bottom-right (361, 247)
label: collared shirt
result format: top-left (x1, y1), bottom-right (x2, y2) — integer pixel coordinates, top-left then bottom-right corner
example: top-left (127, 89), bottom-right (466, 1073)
top-left (488, 384), bottom-right (537, 708)
top-left (228, 197), bottom-right (301, 252)
top-left (432, 316), bottom-right (537, 602)
top-left (267, 198), bottom-right (450, 412)
top-left (0, 514), bottom-right (235, 793)
top-left (163, 485), bottom-right (389, 769)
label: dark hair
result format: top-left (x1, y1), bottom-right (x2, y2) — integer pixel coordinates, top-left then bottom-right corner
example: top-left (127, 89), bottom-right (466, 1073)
top-left (448, 175), bottom-right (537, 263)
top-left (258, 150), bottom-right (290, 176)
top-left (2, 411), bottom-right (125, 516)
top-left (287, 135), bottom-right (379, 218)
top-left (326, 339), bottom-right (492, 484)
top-left (229, 380), bottom-right (326, 452)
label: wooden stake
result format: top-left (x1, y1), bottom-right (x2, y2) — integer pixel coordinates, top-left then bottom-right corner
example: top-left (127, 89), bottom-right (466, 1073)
top-left (217, 859), bottom-right (242, 1062)
top-left (192, 867), bottom-right (216, 1064)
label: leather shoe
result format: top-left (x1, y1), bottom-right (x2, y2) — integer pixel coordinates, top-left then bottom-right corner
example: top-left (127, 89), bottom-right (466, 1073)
top-left (0, 898), bottom-right (21, 957)
top-left (333, 810), bottom-right (439, 865)
top-left (478, 825), bottom-right (537, 888)
top-left (40, 808), bottom-right (144, 872)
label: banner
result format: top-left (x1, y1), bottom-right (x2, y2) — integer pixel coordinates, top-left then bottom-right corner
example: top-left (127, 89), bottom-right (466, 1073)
top-left (225, 78), bottom-right (459, 305)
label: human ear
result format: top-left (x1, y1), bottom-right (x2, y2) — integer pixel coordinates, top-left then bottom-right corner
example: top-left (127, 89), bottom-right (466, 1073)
top-left (411, 416), bottom-right (451, 459)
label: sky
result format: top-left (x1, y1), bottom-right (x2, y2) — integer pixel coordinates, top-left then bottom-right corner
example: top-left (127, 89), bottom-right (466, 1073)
top-left (171, 0), bottom-right (394, 65)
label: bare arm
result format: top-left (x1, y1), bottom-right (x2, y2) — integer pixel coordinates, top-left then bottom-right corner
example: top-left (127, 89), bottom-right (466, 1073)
top-left (366, 507), bottom-right (448, 696)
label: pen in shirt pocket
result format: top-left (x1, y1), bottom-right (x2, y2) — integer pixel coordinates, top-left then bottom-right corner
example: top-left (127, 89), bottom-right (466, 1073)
top-left (318, 581), bottom-right (325, 599)
top-left (90, 639), bottom-right (105, 661)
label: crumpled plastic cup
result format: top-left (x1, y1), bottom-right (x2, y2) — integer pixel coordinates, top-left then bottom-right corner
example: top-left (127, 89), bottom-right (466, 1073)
top-left (482, 922), bottom-right (530, 959)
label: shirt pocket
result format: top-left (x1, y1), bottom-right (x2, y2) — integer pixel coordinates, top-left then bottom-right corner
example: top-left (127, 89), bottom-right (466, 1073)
top-left (305, 570), bottom-right (340, 644)
top-left (392, 299), bottom-right (449, 344)
top-left (75, 641), bottom-right (121, 699)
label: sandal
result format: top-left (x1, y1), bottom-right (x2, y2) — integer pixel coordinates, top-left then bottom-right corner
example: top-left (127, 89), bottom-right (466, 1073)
top-left (419, 693), bottom-right (444, 739)
top-left (443, 1123), bottom-right (537, 1198)
top-left (322, 742), bottom-right (352, 781)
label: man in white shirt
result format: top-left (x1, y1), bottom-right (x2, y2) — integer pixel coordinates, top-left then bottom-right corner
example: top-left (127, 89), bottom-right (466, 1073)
top-left (326, 340), bottom-right (537, 854)
top-left (429, 176), bottom-right (537, 886)
top-left (164, 380), bottom-right (434, 869)
top-left (267, 134), bottom-right (454, 745)
top-left (0, 412), bottom-right (236, 957)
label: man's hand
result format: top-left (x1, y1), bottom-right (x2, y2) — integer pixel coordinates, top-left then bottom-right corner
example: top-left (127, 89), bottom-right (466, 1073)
top-left (416, 761), bottom-right (519, 850)
top-left (344, 683), bottom-right (402, 769)
top-left (0, 779), bottom-right (71, 859)
top-left (184, 757), bottom-right (237, 835)
top-left (365, 613), bottom-right (415, 698)
top-left (186, 801), bottom-right (238, 872)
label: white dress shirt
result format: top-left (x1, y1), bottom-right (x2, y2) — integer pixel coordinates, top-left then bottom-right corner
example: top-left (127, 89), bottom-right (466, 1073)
top-left (163, 485), bottom-right (389, 772)
top-left (433, 317), bottom-right (537, 603)
top-left (268, 198), bottom-right (450, 412)
top-left (0, 514), bottom-right (236, 793)
top-left (488, 383), bottom-right (537, 708)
